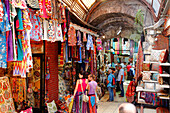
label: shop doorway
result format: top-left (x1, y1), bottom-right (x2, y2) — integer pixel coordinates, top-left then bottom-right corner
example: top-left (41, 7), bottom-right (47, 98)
top-left (27, 54), bottom-right (45, 112)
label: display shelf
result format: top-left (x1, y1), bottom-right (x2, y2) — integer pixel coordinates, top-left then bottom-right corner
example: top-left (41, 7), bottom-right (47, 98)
top-left (160, 63), bottom-right (170, 66)
top-left (157, 93), bottom-right (169, 96)
top-left (159, 96), bottom-right (170, 100)
top-left (143, 61), bottom-right (159, 64)
top-left (136, 89), bottom-right (157, 92)
top-left (143, 71), bottom-right (159, 73)
top-left (159, 74), bottom-right (170, 77)
top-left (160, 85), bottom-right (170, 88)
top-left (143, 80), bottom-right (158, 83)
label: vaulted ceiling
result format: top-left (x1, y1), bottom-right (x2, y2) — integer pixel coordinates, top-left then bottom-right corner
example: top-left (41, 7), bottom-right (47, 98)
top-left (61, 0), bottom-right (167, 40)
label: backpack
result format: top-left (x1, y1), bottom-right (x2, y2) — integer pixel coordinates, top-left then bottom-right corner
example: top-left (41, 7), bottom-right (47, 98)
top-left (112, 76), bottom-right (116, 86)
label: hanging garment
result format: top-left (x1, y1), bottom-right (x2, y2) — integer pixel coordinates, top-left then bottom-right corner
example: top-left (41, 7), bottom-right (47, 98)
top-left (47, 20), bottom-right (55, 40)
top-left (86, 34), bottom-right (94, 50)
top-left (12, 0), bottom-right (27, 9)
top-left (68, 26), bottom-right (77, 46)
top-left (130, 40), bottom-right (134, 57)
top-left (119, 38), bottom-right (122, 55)
top-left (134, 42), bottom-right (138, 53)
top-left (5, 0), bottom-right (14, 61)
top-left (39, 0), bottom-right (48, 18)
top-left (54, 21), bottom-right (63, 42)
top-left (0, 2), bottom-right (11, 68)
top-left (0, 0), bottom-right (3, 22)
top-left (112, 38), bottom-right (115, 54)
top-left (135, 41), bottom-right (143, 83)
top-left (78, 46), bottom-right (82, 63)
top-left (83, 32), bottom-right (87, 42)
top-left (28, 8), bottom-right (41, 41)
top-left (77, 30), bottom-right (82, 46)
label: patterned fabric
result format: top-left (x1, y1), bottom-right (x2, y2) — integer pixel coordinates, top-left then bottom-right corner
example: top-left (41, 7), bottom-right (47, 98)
top-left (47, 100), bottom-right (57, 113)
top-left (142, 72), bottom-right (151, 80)
top-left (0, 2), bottom-right (11, 68)
top-left (152, 73), bottom-right (159, 81)
top-left (0, 76), bottom-right (15, 113)
top-left (26, 0), bottom-right (39, 9)
top-left (86, 34), bottom-right (94, 50)
top-left (150, 50), bottom-right (164, 62)
top-left (126, 81), bottom-right (135, 102)
top-left (151, 63), bottom-right (160, 71)
top-left (83, 32), bottom-right (87, 42)
top-left (39, 0), bottom-right (48, 18)
top-left (47, 20), bottom-right (55, 40)
top-left (54, 22), bottom-right (63, 42)
top-left (77, 31), bottom-right (82, 46)
top-left (68, 26), bottom-right (77, 46)
top-left (159, 49), bottom-right (168, 63)
top-left (12, 0), bottom-right (27, 9)
top-left (20, 107), bottom-right (32, 113)
top-left (142, 63), bottom-right (150, 71)
top-left (10, 78), bottom-right (26, 104)
top-left (122, 38), bottom-right (130, 55)
top-left (28, 8), bottom-right (41, 41)
top-left (145, 92), bottom-right (153, 103)
top-left (135, 41), bottom-right (143, 83)
top-left (0, 0), bottom-right (3, 22)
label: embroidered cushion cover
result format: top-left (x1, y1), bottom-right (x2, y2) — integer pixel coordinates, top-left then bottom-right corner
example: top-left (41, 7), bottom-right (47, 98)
top-left (159, 49), bottom-right (168, 63)
top-left (47, 100), bottom-right (57, 113)
top-left (150, 50), bottom-right (164, 62)
top-left (142, 63), bottom-right (150, 71)
top-left (142, 72), bottom-right (151, 80)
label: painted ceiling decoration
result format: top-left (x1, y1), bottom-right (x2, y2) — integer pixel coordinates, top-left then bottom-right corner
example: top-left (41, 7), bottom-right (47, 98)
top-left (60, 0), bottom-right (167, 41)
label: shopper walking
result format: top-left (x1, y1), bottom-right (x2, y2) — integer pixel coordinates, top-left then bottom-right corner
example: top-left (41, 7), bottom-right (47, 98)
top-left (111, 68), bottom-right (116, 96)
top-left (118, 65), bottom-right (125, 97)
top-left (87, 74), bottom-right (97, 113)
top-left (73, 71), bottom-right (88, 113)
top-left (107, 69), bottom-right (115, 101)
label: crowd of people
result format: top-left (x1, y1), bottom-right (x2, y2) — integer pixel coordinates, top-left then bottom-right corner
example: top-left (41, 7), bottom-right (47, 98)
top-left (71, 62), bottom-right (136, 113)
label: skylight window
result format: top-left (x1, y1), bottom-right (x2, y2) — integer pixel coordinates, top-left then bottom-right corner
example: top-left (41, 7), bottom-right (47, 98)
top-left (81, 0), bottom-right (96, 9)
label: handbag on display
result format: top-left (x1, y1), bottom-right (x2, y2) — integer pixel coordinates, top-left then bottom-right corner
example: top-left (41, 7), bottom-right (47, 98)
top-left (81, 81), bottom-right (89, 102)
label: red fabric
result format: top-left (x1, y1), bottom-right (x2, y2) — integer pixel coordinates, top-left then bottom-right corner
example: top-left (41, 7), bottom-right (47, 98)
top-left (126, 81), bottom-right (135, 103)
top-left (127, 65), bottom-right (132, 72)
top-left (135, 41), bottom-right (143, 83)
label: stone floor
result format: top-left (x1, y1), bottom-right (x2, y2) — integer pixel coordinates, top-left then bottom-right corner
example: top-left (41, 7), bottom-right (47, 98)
top-left (97, 81), bottom-right (157, 113)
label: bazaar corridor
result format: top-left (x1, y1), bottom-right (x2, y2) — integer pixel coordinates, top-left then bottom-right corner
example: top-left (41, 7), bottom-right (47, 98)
top-left (0, 0), bottom-right (169, 112)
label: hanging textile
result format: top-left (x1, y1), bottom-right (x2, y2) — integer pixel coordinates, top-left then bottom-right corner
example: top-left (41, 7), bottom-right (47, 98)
top-left (0, 76), bottom-right (16, 113)
top-left (130, 40), bottom-right (134, 57)
top-left (93, 43), bottom-right (97, 75)
top-left (122, 38), bottom-right (130, 55)
top-left (12, 0), bottom-right (27, 9)
top-left (0, 2), bottom-right (11, 68)
top-left (134, 42), bottom-right (138, 53)
top-left (5, 0), bottom-right (13, 61)
top-left (78, 47), bottom-right (82, 63)
top-left (119, 38), bottom-right (122, 55)
top-left (96, 38), bottom-right (103, 51)
top-left (86, 34), bottom-right (94, 50)
top-left (68, 26), bottom-right (77, 46)
top-left (28, 8), bottom-right (41, 41)
top-left (112, 38), bottom-right (115, 54)
top-left (60, 43), bottom-right (64, 66)
top-left (83, 32), bottom-right (87, 42)
top-left (135, 41), bottom-right (143, 83)
top-left (26, 0), bottom-right (40, 9)
top-left (77, 30), bottom-right (82, 46)
top-left (0, 0), bottom-right (3, 22)
top-left (10, 78), bottom-right (26, 104)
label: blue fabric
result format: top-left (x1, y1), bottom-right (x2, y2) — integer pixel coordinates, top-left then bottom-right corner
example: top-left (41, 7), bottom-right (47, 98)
top-left (120, 81), bottom-right (124, 97)
top-left (86, 34), bottom-right (94, 50)
top-left (0, 2), bottom-right (11, 68)
top-left (90, 96), bottom-right (95, 107)
top-left (17, 35), bottom-right (24, 61)
top-left (78, 47), bottom-right (82, 63)
top-left (108, 87), bottom-right (114, 101)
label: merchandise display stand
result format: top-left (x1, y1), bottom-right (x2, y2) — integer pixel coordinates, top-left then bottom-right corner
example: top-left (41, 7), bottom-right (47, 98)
top-left (137, 61), bottom-right (170, 113)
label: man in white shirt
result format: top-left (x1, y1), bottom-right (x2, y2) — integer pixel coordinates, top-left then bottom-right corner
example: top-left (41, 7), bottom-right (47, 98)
top-left (118, 65), bottom-right (124, 97)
